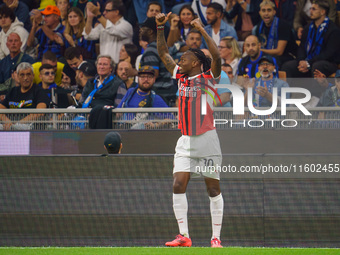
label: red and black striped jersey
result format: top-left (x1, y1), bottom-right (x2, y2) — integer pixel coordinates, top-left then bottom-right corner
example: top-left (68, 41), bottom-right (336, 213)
top-left (174, 66), bottom-right (218, 136)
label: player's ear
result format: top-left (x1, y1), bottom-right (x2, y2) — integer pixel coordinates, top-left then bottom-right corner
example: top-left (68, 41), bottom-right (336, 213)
top-left (192, 59), bottom-right (199, 68)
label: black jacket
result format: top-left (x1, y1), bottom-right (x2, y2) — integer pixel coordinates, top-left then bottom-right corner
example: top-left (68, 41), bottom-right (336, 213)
top-left (297, 19), bottom-right (340, 65)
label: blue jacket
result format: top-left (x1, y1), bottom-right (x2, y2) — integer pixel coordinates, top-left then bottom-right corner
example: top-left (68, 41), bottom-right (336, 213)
top-left (201, 20), bottom-right (238, 49)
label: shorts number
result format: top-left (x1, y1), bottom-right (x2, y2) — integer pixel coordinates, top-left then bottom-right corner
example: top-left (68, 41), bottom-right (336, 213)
top-left (204, 158), bottom-right (214, 166)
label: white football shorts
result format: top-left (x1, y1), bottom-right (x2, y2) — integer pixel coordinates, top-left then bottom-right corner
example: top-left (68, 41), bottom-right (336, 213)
top-left (173, 129), bottom-right (222, 180)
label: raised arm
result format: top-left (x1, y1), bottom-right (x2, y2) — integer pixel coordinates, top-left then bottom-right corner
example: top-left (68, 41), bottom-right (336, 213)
top-left (155, 13), bottom-right (176, 75)
top-left (84, 3), bottom-right (96, 35)
top-left (190, 18), bottom-right (221, 78)
top-left (166, 14), bottom-right (180, 47)
top-left (27, 10), bottom-right (42, 47)
top-left (87, 2), bottom-right (107, 28)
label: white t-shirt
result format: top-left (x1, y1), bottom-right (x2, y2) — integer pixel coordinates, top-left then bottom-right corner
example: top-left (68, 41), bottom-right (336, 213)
top-left (212, 30), bottom-right (220, 46)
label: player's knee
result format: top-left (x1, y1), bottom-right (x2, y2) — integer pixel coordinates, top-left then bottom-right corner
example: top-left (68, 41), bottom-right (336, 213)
top-left (173, 180), bottom-right (186, 193)
top-left (207, 187), bottom-right (220, 197)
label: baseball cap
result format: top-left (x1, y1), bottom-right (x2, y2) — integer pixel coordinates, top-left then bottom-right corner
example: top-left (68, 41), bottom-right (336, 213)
top-left (259, 55), bottom-right (275, 65)
top-left (140, 17), bottom-right (157, 34)
top-left (77, 61), bottom-right (96, 77)
top-left (41, 5), bottom-right (61, 16)
top-left (104, 132), bottom-right (122, 154)
top-left (335, 70), bottom-right (340, 78)
top-left (138, 65), bottom-right (155, 76)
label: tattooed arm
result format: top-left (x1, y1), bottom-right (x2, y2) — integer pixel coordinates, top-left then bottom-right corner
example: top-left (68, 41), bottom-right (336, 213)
top-left (155, 13), bottom-right (176, 75)
top-left (191, 18), bottom-right (221, 78)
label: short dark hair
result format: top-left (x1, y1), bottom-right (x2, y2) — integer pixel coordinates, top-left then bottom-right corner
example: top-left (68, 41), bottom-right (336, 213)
top-left (187, 29), bottom-right (202, 37)
top-left (105, 0), bottom-right (125, 16)
top-left (222, 63), bottom-right (232, 69)
top-left (207, 2), bottom-right (224, 14)
top-left (39, 64), bottom-right (55, 72)
top-left (147, 1), bottom-right (162, 12)
top-left (42, 51), bottom-right (57, 62)
top-left (313, 0), bottom-right (330, 16)
top-left (64, 47), bottom-right (82, 60)
top-left (0, 5), bottom-right (15, 23)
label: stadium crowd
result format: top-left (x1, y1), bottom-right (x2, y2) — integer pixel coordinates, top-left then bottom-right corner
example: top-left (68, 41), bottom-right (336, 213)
top-left (0, 0), bottom-right (340, 130)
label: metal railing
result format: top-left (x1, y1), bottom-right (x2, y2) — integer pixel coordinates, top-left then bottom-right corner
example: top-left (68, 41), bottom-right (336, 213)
top-left (0, 107), bottom-right (339, 130)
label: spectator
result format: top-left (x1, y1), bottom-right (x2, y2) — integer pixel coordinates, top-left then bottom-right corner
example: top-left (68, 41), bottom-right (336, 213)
top-left (225, 0), bottom-right (262, 41)
top-left (27, 5), bottom-right (65, 60)
top-left (253, 0), bottom-right (298, 67)
top-left (137, 1), bottom-right (169, 66)
top-left (117, 65), bottom-right (170, 129)
top-left (282, 0), bottom-right (340, 79)
top-left (132, 0), bottom-right (165, 24)
top-left (169, 29), bottom-right (203, 63)
top-left (64, 7), bottom-right (97, 60)
top-left (0, 5), bottom-right (29, 60)
top-left (33, 51), bottom-right (75, 87)
top-left (116, 60), bottom-right (137, 89)
top-left (147, 1), bottom-right (162, 17)
top-left (84, 0), bottom-right (133, 64)
top-left (222, 63), bottom-right (241, 89)
top-left (55, 0), bottom-right (70, 26)
top-left (222, 63), bottom-right (241, 90)
top-left (76, 61), bottom-right (97, 88)
top-left (201, 3), bottom-right (237, 49)
top-left (38, 63), bottom-right (57, 107)
top-left (167, 5), bottom-right (196, 47)
top-left (183, 29), bottom-right (202, 50)
top-left (244, 55), bottom-right (289, 107)
top-left (215, 65), bottom-right (232, 107)
top-left (218, 36), bottom-right (242, 80)
top-left (119, 43), bottom-right (139, 70)
top-left (0, 33), bottom-right (34, 94)
top-left (39, 62), bottom-right (72, 108)
top-left (0, 62), bottom-right (49, 130)
top-left (191, 0), bottom-right (226, 26)
top-left (293, 0), bottom-right (336, 32)
top-left (318, 70), bottom-right (340, 106)
top-left (1, 0), bottom-right (31, 31)
top-left (64, 46), bottom-right (84, 71)
top-left (63, 47), bottom-right (85, 88)
top-left (80, 55), bottom-right (126, 108)
top-left (237, 35), bottom-right (278, 79)
top-left (104, 131), bottom-right (122, 154)
top-left (72, 61), bottom-right (97, 105)
top-left (139, 17), bottom-right (176, 105)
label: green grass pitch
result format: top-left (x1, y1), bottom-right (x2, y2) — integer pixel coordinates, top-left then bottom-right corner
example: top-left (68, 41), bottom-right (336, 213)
top-left (0, 247), bottom-right (339, 255)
